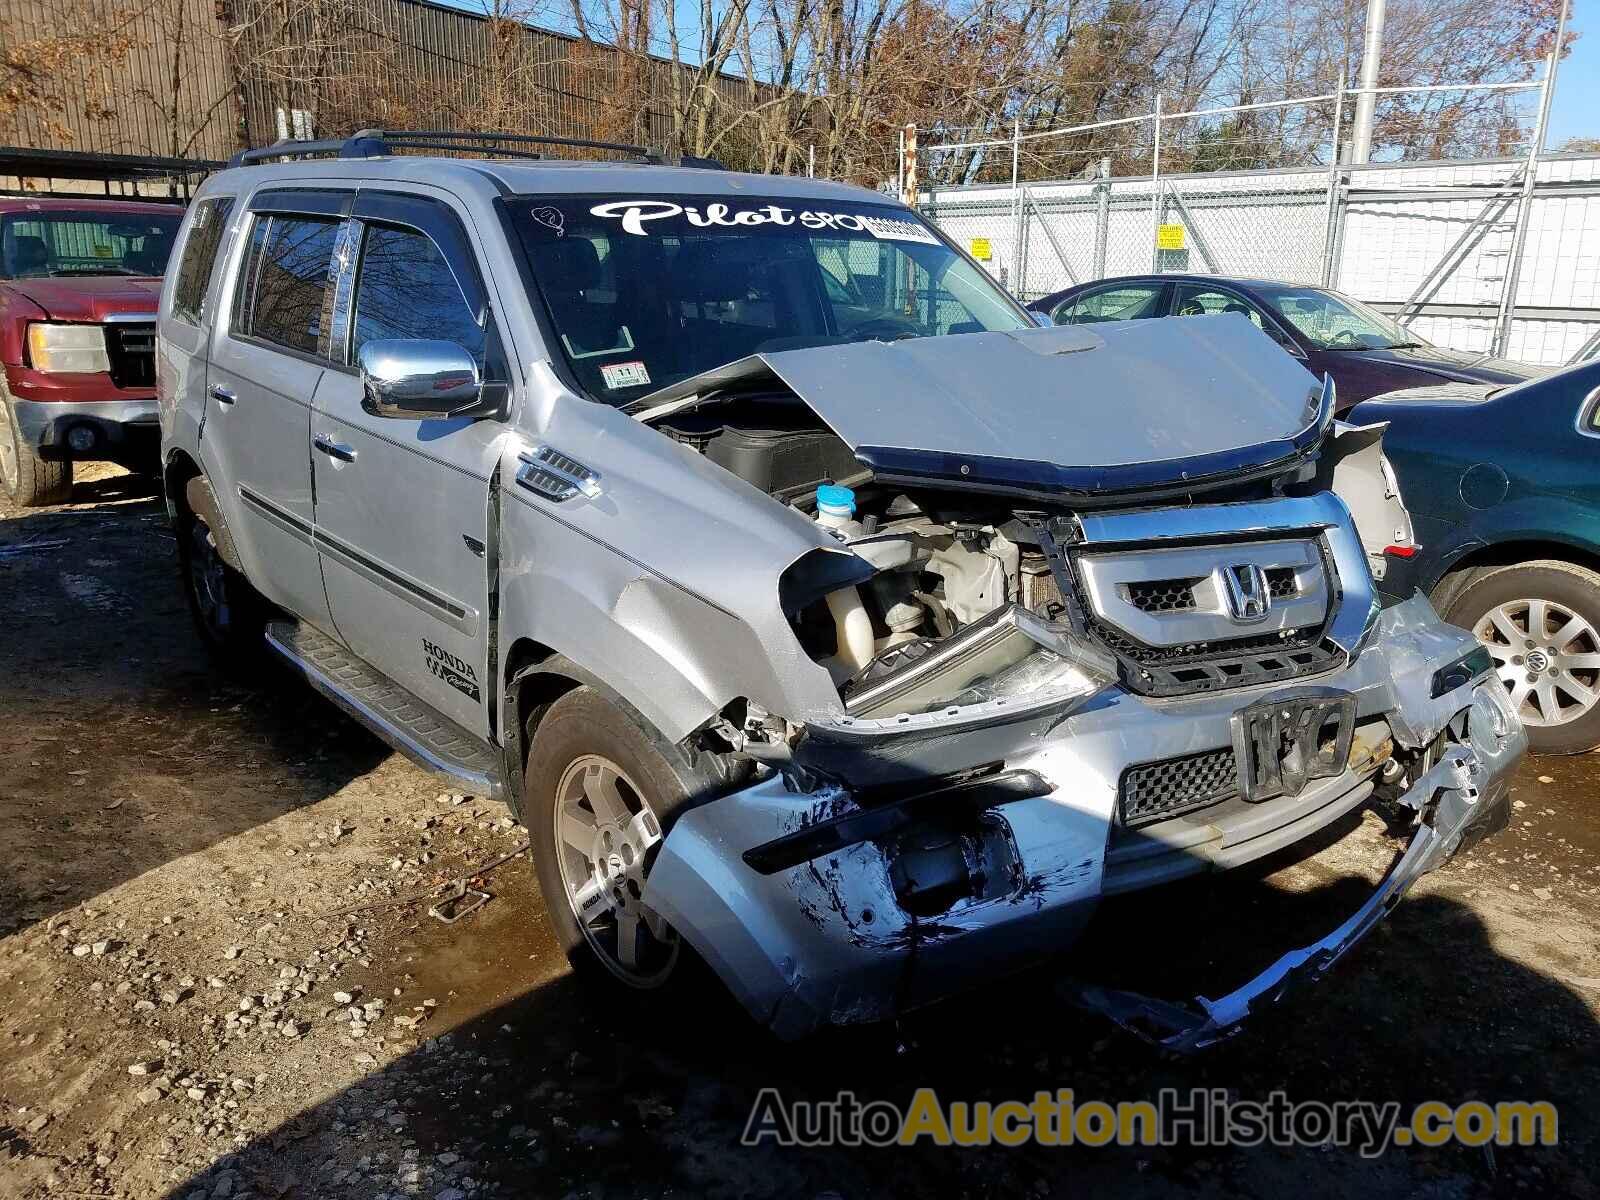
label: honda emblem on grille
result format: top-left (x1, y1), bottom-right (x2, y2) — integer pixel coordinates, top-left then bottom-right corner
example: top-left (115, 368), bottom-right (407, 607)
top-left (1222, 563), bottom-right (1271, 623)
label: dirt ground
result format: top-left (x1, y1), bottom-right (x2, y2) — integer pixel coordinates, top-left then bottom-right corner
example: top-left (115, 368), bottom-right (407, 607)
top-left (2, 465), bottom-right (1599, 1200)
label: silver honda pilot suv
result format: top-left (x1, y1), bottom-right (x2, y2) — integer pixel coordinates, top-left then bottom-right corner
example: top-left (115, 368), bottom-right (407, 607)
top-left (156, 133), bottom-right (1523, 1047)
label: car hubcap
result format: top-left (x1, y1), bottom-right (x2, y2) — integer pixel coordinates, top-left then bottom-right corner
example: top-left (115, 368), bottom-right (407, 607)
top-left (0, 402), bottom-right (18, 491)
top-left (552, 754), bottom-right (678, 987)
top-left (188, 521), bottom-right (231, 637)
top-left (1474, 598), bottom-right (1600, 727)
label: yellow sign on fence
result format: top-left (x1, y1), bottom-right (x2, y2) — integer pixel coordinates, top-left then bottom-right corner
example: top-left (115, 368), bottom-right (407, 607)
top-left (1156, 224), bottom-right (1186, 250)
top-left (969, 237), bottom-right (992, 261)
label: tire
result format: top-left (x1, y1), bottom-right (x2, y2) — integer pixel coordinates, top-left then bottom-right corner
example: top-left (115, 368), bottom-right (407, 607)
top-left (176, 499), bottom-right (265, 667)
top-left (1443, 559), bottom-right (1600, 754)
top-left (0, 390), bottom-right (72, 508)
top-left (524, 686), bottom-right (720, 993)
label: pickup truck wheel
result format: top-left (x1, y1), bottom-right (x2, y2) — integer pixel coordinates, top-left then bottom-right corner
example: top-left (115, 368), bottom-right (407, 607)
top-left (525, 687), bottom-right (706, 991)
top-left (1444, 559), bottom-right (1600, 754)
top-left (0, 391), bottom-right (72, 508)
top-left (177, 509), bottom-right (263, 664)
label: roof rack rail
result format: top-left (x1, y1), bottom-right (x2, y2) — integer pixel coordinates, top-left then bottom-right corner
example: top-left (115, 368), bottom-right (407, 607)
top-left (228, 129), bottom-right (726, 170)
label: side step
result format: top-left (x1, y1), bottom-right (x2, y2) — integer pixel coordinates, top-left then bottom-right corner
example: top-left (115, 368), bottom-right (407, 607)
top-left (265, 619), bottom-right (507, 800)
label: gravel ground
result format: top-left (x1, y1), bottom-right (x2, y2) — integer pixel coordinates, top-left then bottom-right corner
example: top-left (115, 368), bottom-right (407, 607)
top-left (2, 466), bottom-right (1598, 1200)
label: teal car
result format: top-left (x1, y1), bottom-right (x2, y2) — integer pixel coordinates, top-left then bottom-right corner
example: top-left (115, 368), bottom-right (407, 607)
top-left (1352, 359), bottom-right (1600, 754)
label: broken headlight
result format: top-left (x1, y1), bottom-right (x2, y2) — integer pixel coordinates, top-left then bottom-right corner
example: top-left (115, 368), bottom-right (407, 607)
top-left (844, 604), bottom-right (1114, 719)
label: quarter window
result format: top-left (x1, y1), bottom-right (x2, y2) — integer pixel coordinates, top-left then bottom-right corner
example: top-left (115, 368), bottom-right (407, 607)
top-left (170, 198), bottom-right (234, 326)
top-left (232, 214), bottom-right (340, 356)
top-left (350, 224), bottom-right (485, 366)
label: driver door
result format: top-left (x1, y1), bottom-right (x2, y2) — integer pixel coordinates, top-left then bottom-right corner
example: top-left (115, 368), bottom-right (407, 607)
top-left (309, 190), bottom-right (508, 737)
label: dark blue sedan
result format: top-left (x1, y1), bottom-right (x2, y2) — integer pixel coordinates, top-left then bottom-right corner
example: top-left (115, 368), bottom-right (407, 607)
top-left (1027, 274), bottom-right (1541, 411)
top-left (1351, 360), bottom-right (1600, 754)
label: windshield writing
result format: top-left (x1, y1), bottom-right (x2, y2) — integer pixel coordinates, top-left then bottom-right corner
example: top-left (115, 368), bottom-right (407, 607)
top-left (511, 195), bottom-right (1027, 403)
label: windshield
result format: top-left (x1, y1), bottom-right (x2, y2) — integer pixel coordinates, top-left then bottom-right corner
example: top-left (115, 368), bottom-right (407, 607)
top-left (1255, 284), bottom-right (1426, 351)
top-left (509, 194), bottom-right (1029, 404)
top-left (0, 209), bottom-right (181, 280)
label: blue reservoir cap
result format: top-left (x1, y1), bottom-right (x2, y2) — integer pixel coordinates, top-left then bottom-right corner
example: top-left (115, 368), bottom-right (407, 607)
top-left (816, 484), bottom-right (856, 516)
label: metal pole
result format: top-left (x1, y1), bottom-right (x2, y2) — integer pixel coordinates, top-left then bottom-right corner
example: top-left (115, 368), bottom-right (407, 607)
top-left (896, 128), bottom-right (905, 198)
top-left (808, 144), bottom-right (815, 178)
top-left (1150, 94), bottom-right (1163, 272)
top-left (1094, 157), bottom-right (1111, 278)
top-left (1493, 0), bottom-right (1566, 357)
top-left (1321, 73), bottom-right (1346, 285)
top-left (1351, 0), bottom-right (1387, 164)
top-left (1011, 119), bottom-right (1023, 294)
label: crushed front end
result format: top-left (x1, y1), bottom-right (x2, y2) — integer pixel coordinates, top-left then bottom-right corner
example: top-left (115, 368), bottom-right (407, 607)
top-left (643, 491), bottom-right (1524, 1042)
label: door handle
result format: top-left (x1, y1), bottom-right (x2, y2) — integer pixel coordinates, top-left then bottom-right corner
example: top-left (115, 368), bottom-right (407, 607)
top-left (209, 384), bottom-right (236, 405)
top-left (313, 433), bottom-right (357, 463)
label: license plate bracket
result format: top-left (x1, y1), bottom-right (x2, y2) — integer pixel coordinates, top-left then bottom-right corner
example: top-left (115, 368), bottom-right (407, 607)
top-left (1232, 688), bottom-right (1357, 802)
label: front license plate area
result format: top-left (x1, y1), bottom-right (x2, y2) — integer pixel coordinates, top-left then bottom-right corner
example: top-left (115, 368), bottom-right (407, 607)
top-left (1232, 689), bottom-right (1357, 802)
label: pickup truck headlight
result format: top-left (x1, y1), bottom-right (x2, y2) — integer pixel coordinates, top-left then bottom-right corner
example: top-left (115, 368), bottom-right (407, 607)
top-left (26, 323), bottom-right (111, 374)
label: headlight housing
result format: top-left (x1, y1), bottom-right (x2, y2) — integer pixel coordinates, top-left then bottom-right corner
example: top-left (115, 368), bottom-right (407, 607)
top-left (26, 323), bottom-right (111, 374)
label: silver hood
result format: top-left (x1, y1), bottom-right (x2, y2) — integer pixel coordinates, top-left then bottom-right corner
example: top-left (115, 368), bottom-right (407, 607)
top-left (636, 313), bottom-right (1332, 500)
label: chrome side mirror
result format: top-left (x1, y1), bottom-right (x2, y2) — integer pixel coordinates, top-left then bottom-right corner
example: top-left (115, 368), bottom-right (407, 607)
top-left (357, 339), bottom-right (497, 420)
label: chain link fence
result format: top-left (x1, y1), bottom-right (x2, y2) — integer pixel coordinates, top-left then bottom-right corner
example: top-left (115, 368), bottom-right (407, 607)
top-left (910, 79), bottom-right (1600, 365)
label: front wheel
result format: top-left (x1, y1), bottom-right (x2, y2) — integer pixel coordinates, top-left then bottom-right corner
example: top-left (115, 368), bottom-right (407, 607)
top-left (1444, 559), bottom-right (1600, 754)
top-left (525, 687), bottom-right (713, 991)
top-left (0, 391), bottom-right (72, 508)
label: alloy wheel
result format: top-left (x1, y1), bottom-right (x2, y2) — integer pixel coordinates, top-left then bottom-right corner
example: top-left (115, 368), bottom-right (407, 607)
top-left (551, 753), bottom-right (679, 987)
top-left (1473, 597), bottom-right (1600, 727)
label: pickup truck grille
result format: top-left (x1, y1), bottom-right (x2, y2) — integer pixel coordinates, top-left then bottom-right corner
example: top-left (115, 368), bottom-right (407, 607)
top-left (1120, 747), bottom-right (1238, 827)
top-left (106, 322), bottom-right (156, 390)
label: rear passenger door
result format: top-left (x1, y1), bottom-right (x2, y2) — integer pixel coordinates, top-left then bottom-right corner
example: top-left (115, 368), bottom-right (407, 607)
top-left (202, 189), bottom-right (350, 631)
top-left (310, 190), bottom-right (505, 738)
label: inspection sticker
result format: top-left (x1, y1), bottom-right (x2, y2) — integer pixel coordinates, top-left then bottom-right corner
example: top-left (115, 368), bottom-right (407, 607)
top-left (601, 361), bottom-right (652, 389)
top-left (860, 213), bottom-right (941, 245)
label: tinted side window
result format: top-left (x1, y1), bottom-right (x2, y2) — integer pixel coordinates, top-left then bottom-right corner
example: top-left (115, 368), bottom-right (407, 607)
top-left (351, 225), bottom-right (485, 365)
top-left (171, 198), bottom-right (234, 326)
top-left (233, 214), bottom-right (339, 355)
top-left (1054, 284), bottom-right (1164, 325)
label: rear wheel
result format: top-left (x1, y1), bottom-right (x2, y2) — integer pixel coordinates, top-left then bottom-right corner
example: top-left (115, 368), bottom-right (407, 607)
top-left (1444, 560), bottom-right (1600, 754)
top-left (0, 389), bottom-right (72, 508)
top-left (525, 687), bottom-right (714, 991)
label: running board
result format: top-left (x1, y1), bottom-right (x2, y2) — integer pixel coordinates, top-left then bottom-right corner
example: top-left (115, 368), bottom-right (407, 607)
top-left (265, 619), bottom-right (507, 800)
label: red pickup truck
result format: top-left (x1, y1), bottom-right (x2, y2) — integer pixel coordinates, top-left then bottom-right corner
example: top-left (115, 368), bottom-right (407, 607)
top-left (0, 197), bottom-right (183, 506)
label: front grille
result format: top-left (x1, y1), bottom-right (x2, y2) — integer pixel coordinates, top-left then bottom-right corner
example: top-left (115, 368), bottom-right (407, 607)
top-left (1093, 616), bottom-right (1344, 696)
top-left (1126, 576), bottom-right (1201, 613)
top-left (1266, 567), bottom-right (1298, 599)
top-left (1120, 747), bottom-right (1239, 828)
top-left (106, 323), bottom-right (155, 390)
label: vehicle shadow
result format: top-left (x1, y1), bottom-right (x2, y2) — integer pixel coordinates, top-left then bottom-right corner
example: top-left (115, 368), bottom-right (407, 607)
top-left (164, 832), bottom-right (1599, 1199)
top-left (0, 482), bottom-right (390, 931)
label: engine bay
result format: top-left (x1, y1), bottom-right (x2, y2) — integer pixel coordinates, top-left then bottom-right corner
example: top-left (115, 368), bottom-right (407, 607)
top-left (648, 386), bottom-right (1376, 720)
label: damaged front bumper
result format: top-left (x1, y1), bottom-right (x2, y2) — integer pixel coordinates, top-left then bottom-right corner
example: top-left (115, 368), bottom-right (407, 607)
top-left (644, 595), bottom-right (1525, 1042)
top-left (1066, 693), bottom-right (1519, 1052)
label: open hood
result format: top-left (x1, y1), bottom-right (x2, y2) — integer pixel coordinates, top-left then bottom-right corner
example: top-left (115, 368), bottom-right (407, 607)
top-left (635, 313), bottom-right (1332, 500)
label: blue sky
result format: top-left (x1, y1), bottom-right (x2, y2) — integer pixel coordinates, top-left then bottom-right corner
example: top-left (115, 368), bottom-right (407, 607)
top-left (1549, 4), bottom-right (1597, 148)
